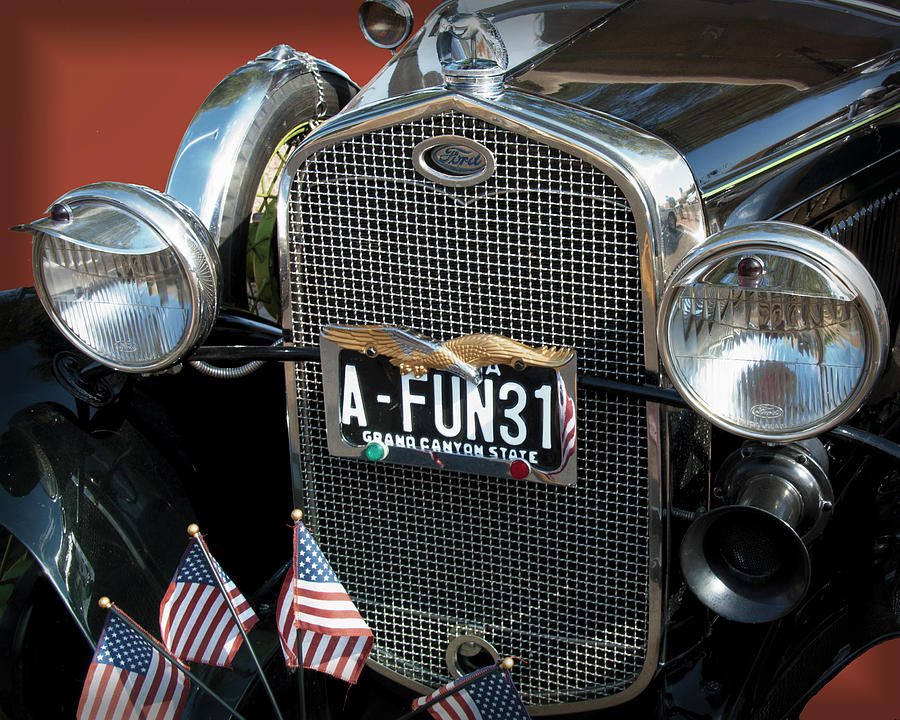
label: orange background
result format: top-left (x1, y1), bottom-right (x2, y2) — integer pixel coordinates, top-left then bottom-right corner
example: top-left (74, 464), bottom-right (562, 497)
top-left (1, 1), bottom-right (897, 717)
top-left (0, 0), bottom-right (437, 290)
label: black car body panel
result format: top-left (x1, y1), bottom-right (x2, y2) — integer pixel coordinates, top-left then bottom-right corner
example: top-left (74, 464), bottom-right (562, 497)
top-left (510, 0), bottom-right (900, 192)
top-left (0, 287), bottom-right (300, 616)
top-left (0, 288), bottom-right (186, 638)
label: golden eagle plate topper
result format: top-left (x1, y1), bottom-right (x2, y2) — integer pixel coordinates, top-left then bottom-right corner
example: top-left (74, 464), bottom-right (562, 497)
top-left (319, 325), bottom-right (577, 485)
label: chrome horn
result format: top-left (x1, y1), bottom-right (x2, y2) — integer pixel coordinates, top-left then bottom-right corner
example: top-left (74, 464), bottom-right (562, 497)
top-left (680, 439), bottom-right (833, 623)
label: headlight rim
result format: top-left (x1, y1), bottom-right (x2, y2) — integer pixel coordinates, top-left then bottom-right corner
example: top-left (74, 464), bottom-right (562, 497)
top-left (657, 221), bottom-right (889, 442)
top-left (27, 182), bottom-right (220, 373)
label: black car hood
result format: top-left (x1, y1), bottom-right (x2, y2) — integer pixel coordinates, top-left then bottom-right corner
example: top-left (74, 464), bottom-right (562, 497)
top-left (351, 0), bottom-right (900, 194)
top-left (510, 0), bottom-right (900, 192)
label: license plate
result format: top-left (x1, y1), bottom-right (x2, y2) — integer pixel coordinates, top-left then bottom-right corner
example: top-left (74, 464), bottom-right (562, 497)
top-left (319, 327), bottom-right (577, 485)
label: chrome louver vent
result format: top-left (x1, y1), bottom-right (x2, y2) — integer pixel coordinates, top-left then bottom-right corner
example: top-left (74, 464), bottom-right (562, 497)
top-left (286, 111), bottom-right (653, 708)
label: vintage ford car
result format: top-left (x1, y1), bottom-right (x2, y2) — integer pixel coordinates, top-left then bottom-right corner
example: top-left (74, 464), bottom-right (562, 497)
top-left (3, 0), bottom-right (900, 717)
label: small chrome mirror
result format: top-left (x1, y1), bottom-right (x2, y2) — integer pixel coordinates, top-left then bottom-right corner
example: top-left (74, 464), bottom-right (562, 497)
top-left (358, 0), bottom-right (414, 50)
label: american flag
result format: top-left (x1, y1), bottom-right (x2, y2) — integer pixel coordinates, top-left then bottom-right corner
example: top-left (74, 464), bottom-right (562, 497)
top-left (78, 608), bottom-right (189, 720)
top-left (551, 373), bottom-right (576, 474)
top-left (411, 664), bottom-right (531, 720)
top-left (276, 520), bottom-right (373, 684)
top-left (159, 536), bottom-right (258, 668)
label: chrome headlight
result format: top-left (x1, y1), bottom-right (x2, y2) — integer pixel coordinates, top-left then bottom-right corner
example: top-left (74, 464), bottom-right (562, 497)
top-left (20, 183), bottom-right (220, 372)
top-left (658, 222), bottom-right (888, 441)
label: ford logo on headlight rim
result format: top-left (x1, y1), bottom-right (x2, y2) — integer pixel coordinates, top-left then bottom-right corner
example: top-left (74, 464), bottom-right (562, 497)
top-left (412, 135), bottom-right (495, 187)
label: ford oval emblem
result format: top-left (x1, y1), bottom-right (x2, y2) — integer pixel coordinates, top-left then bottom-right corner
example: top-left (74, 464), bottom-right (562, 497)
top-left (430, 144), bottom-right (487, 175)
top-left (412, 135), bottom-right (496, 187)
top-left (750, 403), bottom-right (784, 420)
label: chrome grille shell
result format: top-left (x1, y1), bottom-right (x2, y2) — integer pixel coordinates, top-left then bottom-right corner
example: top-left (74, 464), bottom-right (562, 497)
top-left (277, 91), bottom-right (706, 714)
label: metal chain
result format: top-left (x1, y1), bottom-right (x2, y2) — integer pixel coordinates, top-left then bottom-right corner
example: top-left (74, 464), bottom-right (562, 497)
top-left (300, 52), bottom-right (328, 127)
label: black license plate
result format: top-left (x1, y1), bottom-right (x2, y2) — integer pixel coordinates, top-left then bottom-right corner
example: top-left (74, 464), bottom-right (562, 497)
top-left (319, 337), bottom-right (577, 485)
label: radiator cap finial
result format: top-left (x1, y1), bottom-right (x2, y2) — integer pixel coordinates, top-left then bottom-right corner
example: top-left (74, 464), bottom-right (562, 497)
top-left (437, 12), bottom-right (508, 97)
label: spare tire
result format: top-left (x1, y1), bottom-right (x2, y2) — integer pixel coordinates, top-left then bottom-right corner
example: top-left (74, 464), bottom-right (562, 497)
top-left (216, 68), bottom-right (357, 318)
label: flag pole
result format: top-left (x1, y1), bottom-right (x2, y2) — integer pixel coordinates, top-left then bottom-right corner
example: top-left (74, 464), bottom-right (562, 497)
top-left (99, 598), bottom-right (251, 720)
top-left (291, 509), bottom-right (307, 720)
top-left (394, 658), bottom-right (515, 720)
top-left (188, 524), bottom-right (285, 720)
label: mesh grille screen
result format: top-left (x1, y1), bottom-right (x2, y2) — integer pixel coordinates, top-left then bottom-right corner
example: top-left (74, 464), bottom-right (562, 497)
top-left (287, 112), bottom-right (651, 707)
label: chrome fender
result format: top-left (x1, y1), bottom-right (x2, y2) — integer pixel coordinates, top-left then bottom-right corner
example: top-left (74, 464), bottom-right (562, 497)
top-left (165, 44), bottom-right (355, 252)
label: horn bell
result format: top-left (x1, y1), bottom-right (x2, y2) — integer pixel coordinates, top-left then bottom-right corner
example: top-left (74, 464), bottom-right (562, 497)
top-left (680, 439), bottom-right (832, 624)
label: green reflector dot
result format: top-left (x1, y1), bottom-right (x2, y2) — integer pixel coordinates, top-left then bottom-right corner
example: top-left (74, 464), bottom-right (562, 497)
top-left (364, 441), bottom-right (388, 462)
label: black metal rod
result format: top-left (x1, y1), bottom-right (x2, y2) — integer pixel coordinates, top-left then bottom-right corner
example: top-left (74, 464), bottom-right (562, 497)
top-left (108, 604), bottom-right (250, 720)
top-left (188, 345), bottom-right (685, 406)
top-left (576, 374), bottom-right (687, 408)
top-left (190, 345), bottom-right (319, 363)
top-left (191, 533), bottom-right (285, 720)
top-left (188, 344), bottom-right (900, 463)
top-left (824, 424), bottom-right (900, 463)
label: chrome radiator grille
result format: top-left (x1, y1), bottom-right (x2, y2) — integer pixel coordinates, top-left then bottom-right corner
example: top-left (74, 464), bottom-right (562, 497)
top-left (286, 112), bottom-right (651, 707)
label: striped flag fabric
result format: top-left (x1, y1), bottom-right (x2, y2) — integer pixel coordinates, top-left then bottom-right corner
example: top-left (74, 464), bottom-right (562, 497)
top-left (559, 373), bottom-right (576, 467)
top-left (551, 373), bottom-right (576, 475)
top-left (78, 608), bottom-right (189, 720)
top-left (276, 520), bottom-right (373, 684)
top-left (159, 535), bottom-right (258, 668)
top-left (411, 663), bottom-right (531, 720)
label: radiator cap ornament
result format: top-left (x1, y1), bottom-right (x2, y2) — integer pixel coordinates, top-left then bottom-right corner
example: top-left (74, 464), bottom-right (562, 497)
top-left (437, 12), bottom-right (508, 97)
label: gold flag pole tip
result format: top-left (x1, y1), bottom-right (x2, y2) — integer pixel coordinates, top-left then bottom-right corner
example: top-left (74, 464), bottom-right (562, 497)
top-left (500, 657), bottom-right (514, 670)
top-left (98, 596), bottom-right (112, 609)
top-left (187, 523), bottom-right (200, 537)
top-left (291, 509), bottom-right (303, 522)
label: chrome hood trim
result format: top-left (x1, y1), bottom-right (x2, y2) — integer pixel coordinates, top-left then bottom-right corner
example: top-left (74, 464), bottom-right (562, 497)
top-left (297, 88), bottom-right (706, 290)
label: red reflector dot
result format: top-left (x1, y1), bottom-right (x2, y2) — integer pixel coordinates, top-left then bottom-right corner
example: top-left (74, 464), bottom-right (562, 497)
top-left (509, 459), bottom-right (530, 480)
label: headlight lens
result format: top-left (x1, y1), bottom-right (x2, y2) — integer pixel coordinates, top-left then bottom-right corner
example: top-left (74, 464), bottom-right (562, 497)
top-left (358, 0), bottom-right (414, 50)
top-left (24, 183), bottom-right (219, 372)
top-left (658, 222), bottom-right (888, 440)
